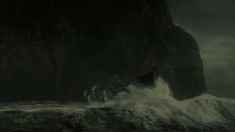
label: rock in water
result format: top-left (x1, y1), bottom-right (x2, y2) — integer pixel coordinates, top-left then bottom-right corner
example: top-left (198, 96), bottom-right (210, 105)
top-left (0, 0), bottom-right (206, 101)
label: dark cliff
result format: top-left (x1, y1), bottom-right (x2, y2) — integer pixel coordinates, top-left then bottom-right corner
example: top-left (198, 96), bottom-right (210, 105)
top-left (0, 0), bottom-right (206, 101)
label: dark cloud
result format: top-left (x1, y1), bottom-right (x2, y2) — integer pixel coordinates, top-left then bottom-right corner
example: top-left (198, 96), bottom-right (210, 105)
top-left (167, 0), bottom-right (235, 98)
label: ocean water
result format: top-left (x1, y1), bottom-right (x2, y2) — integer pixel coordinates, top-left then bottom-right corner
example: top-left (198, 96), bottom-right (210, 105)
top-left (0, 78), bottom-right (234, 132)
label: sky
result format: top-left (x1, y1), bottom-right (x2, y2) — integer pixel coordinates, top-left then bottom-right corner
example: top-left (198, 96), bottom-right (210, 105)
top-left (167, 0), bottom-right (235, 98)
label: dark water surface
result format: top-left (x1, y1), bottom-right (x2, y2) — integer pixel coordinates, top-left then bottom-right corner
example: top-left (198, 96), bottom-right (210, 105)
top-left (0, 79), bottom-right (234, 132)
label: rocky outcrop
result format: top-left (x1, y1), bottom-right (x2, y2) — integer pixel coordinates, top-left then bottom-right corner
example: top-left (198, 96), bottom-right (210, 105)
top-left (0, 0), bottom-right (206, 101)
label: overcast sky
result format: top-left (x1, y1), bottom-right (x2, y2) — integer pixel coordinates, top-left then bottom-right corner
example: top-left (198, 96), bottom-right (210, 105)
top-left (167, 0), bottom-right (235, 98)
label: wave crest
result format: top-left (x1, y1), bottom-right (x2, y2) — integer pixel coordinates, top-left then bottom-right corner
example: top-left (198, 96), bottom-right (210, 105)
top-left (0, 78), bottom-right (234, 131)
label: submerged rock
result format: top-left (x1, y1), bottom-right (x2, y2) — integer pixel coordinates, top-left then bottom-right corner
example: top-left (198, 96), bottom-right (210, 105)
top-left (0, 0), bottom-right (206, 101)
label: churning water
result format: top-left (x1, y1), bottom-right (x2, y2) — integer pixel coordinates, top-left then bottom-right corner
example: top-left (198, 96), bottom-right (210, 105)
top-left (0, 78), bottom-right (234, 132)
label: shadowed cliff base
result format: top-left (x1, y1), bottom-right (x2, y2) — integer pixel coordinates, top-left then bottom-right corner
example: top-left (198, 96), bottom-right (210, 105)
top-left (0, 0), bottom-right (206, 101)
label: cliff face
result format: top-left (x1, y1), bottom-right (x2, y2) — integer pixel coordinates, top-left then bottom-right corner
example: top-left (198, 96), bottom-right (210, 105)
top-left (0, 0), bottom-right (206, 101)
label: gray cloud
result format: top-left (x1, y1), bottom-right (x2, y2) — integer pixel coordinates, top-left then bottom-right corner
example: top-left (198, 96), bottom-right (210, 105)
top-left (167, 0), bottom-right (235, 98)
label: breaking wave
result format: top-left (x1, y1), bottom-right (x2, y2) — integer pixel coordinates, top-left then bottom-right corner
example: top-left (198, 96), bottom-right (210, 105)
top-left (0, 78), bottom-right (234, 132)
top-left (86, 78), bottom-right (235, 131)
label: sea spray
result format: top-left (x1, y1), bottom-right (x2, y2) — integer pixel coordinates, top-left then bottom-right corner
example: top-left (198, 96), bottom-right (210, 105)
top-left (84, 77), bottom-right (173, 104)
top-left (0, 78), bottom-right (234, 131)
top-left (85, 77), bottom-right (235, 131)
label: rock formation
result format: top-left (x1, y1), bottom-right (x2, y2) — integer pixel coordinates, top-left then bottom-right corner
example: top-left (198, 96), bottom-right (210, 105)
top-left (0, 0), bottom-right (206, 101)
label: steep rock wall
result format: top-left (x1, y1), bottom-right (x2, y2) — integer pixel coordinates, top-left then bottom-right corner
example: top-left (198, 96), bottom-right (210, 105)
top-left (0, 0), bottom-right (206, 101)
